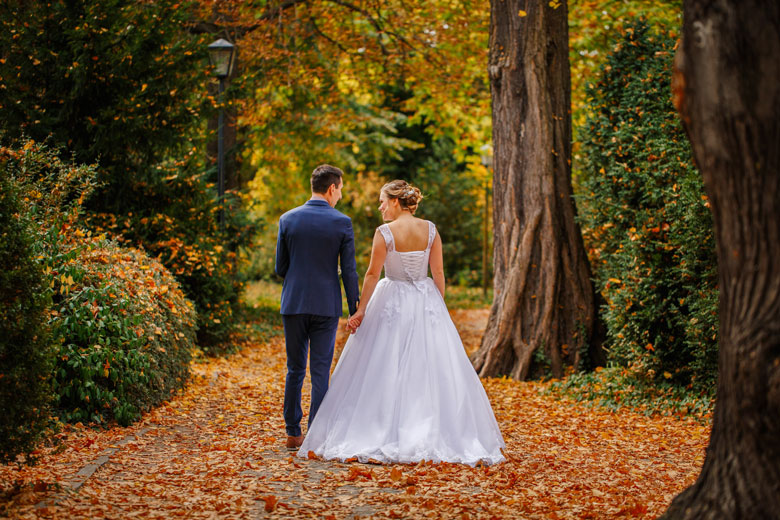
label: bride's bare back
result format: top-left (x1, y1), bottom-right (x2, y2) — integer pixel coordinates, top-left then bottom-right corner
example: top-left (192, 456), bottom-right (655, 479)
top-left (386, 217), bottom-right (430, 252)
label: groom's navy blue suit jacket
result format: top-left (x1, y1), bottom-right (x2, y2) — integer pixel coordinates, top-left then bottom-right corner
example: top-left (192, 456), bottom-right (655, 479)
top-left (275, 199), bottom-right (360, 317)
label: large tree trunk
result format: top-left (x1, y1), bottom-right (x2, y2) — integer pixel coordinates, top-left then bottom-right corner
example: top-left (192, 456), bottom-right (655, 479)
top-left (662, 2), bottom-right (780, 518)
top-left (472, 0), bottom-right (599, 379)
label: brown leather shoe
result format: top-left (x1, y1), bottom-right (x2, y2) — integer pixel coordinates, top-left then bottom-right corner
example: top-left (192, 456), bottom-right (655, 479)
top-left (286, 435), bottom-right (304, 451)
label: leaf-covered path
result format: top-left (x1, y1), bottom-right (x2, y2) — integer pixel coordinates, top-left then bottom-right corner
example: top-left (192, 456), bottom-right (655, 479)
top-left (1, 310), bottom-right (709, 519)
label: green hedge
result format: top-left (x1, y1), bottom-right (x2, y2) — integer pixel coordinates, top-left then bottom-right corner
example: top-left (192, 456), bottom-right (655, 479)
top-left (574, 21), bottom-right (718, 398)
top-left (5, 141), bottom-right (198, 428)
top-left (0, 167), bottom-right (56, 464)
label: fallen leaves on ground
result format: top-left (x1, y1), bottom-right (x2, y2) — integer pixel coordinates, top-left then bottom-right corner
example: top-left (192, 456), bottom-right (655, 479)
top-left (0, 310), bottom-right (709, 519)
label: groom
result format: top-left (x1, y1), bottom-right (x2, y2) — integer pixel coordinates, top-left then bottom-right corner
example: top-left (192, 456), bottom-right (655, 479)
top-left (275, 164), bottom-right (360, 451)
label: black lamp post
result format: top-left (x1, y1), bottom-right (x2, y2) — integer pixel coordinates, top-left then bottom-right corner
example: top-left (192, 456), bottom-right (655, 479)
top-left (480, 144), bottom-right (493, 300)
top-left (207, 38), bottom-right (236, 230)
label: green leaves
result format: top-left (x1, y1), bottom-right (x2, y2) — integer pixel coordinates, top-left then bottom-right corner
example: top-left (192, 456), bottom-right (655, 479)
top-left (575, 20), bottom-right (718, 403)
top-left (0, 156), bottom-right (57, 466)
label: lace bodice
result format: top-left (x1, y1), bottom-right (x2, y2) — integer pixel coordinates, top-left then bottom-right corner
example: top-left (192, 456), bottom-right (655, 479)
top-left (378, 221), bottom-right (436, 282)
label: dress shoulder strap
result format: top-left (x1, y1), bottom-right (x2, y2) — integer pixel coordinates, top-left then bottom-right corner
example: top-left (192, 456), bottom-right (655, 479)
top-left (378, 224), bottom-right (395, 252)
top-left (426, 221), bottom-right (436, 251)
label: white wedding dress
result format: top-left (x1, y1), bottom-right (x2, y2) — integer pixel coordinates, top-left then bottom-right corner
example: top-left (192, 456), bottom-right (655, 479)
top-left (298, 221), bottom-right (505, 466)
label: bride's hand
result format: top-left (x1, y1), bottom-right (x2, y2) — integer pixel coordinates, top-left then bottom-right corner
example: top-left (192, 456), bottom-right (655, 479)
top-left (348, 310), bottom-right (365, 333)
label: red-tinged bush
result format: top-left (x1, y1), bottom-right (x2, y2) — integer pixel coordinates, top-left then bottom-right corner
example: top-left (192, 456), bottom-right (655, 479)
top-left (87, 166), bottom-right (251, 353)
top-left (50, 239), bottom-right (197, 425)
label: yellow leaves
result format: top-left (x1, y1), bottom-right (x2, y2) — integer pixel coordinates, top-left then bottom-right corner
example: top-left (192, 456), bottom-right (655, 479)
top-left (518, 10), bottom-right (527, 17)
top-left (141, 83), bottom-right (148, 92)
top-left (549, 0), bottom-right (562, 8)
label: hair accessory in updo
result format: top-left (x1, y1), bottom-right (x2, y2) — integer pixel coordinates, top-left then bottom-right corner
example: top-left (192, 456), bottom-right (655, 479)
top-left (381, 180), bottom-right (424, 215)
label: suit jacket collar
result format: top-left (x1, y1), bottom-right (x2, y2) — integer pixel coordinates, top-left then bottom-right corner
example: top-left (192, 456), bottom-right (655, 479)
top-left (305, 199), bottom-right (331, 207)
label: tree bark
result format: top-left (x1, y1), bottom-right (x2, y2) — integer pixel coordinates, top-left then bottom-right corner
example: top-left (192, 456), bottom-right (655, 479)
top-left (661, 1), bottom-right (780, 518)
top-left (472, 0), bottom-right (600, 379)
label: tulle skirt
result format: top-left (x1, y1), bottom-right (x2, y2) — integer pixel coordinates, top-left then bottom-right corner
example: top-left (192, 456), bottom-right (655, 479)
top-left (298, 277), bottom-right (505, 466)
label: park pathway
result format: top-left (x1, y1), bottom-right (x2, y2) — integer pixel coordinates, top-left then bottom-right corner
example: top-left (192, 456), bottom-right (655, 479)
top-left (1, 310), bottom-right (709, 519)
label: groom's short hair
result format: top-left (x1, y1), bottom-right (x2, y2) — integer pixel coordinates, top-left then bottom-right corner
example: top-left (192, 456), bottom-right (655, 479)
top-left (311, 164), bottom-right (343, 194)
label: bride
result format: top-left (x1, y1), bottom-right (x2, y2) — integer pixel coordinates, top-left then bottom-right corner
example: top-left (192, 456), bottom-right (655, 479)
top-left (298, 180), bottom-right (505, 465)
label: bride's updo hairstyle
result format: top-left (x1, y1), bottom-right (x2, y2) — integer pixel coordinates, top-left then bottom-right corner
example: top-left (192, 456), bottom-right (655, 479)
top-left (381, 180), bottom-right (423, 215)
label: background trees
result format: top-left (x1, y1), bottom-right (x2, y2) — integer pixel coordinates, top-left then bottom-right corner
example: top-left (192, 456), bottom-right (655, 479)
top-left (471, 0), bottom-right (599, 380)
top-left (0, 0), bottom-right (251, 348)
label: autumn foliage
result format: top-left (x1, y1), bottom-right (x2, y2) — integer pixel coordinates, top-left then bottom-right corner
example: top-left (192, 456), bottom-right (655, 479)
top-left (0, 0), bottom-right (252, 348)
top-left (4, 142), bottom-right (197, 435)
top-left (51, 240), bottom-right (197, 426)
top-left (564, 21), bottom-right (717, 413)
top-left (0, 312), bottom-right (709, 519)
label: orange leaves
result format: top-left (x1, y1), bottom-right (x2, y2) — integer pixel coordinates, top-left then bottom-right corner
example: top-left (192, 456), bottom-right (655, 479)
top-left (262, 495), bottom-right (278, 512)
top-left (0, 310), bottom-right (710, 519)
top-left (345, 466), bottom-right (373, 482)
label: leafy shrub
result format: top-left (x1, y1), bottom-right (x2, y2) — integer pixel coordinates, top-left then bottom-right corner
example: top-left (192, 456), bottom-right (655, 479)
top-left (0, 0), bottom-right (209, 193)
top-left (6, 141), bottom-right (197, 425)
top-left (575, 21), bottom-right (718, 397)
top-left (552, 366), bottom-right (713, 421)
top-left (0, 166), bottom-right (56, 464)
top-left (50, 240), bottom-right (197, 425)
top-left (87, 168), bottom-right (250, 353)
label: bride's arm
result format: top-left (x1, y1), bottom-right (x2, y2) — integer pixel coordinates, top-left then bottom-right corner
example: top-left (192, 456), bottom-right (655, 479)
top-left (348, 230), bottom-right (387, 330)
top-left (429, 231), bottom-right (445, 298)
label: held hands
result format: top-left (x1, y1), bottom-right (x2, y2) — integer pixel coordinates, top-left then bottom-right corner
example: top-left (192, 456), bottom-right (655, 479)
top-left (346, 310), bottom-right (365, 334)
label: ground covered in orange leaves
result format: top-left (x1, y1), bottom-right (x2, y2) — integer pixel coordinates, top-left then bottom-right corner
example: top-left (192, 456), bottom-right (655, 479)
top-left (1, 311), bottom-right (709, 519)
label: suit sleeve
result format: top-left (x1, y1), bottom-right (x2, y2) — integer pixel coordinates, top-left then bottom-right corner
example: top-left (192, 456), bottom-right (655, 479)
top-left (274, 219), bottom-right (289, 278)
top-left (340, 217), bottom-right (360, 315)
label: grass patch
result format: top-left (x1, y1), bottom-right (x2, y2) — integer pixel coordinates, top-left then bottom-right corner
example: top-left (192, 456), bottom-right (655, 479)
top-left (244, 279), bottom-right (492, 312)
top-left (445, 286), bottom-right (493, 310)
top-left (241, 280), bottom-right (283, 344)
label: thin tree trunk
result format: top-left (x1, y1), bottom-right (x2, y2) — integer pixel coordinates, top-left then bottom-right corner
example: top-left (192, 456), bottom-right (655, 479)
top-left (472, 0), bottom-right (599, 379)
top-left (662, 1), bottom-right (780, 517)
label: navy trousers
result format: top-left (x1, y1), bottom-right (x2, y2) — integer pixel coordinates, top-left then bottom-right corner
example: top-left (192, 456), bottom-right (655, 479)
top-left (282, 314), bottom-right (340, 437)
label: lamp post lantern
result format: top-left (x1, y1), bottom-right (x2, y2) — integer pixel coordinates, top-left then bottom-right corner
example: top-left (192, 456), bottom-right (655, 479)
top-left (207, 38), bottom-right (236, 230)
top-left (480, 144), bottom-right (493, 300)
